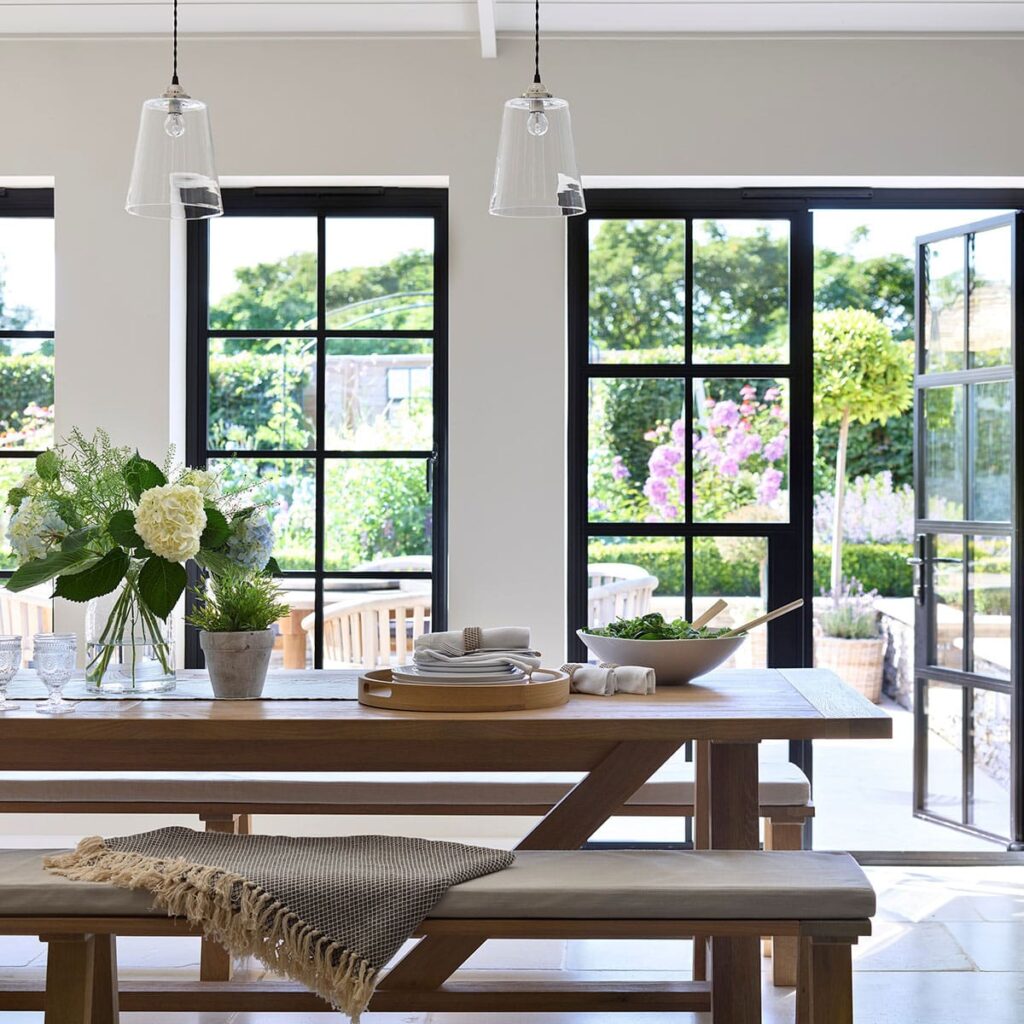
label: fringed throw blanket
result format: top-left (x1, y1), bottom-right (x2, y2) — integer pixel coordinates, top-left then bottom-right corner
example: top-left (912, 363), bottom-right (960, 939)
top-left (45, 827), bottom-right (514, 1020)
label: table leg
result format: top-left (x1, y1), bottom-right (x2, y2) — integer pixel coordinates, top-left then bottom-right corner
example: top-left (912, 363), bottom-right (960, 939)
top-left (709, 741), bottom-right (760, 1024)
top-left (379, 739), bottom-right (681, 992)
top-left (277, 609), bottom-right (308, 670)
top-left (692, 740), bottom-right (711, 981)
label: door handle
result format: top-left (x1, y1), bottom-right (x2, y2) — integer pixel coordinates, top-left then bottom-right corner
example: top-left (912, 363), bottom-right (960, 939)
top-left (906, 557), bottom-right (962, 566)
top-left (906, 554), bottom-right (962, 604)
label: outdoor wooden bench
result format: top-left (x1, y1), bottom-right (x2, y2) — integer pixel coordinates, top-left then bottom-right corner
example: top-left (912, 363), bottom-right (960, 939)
top-left (0, 762), bottom-right (813, 985)
top-left (0, 847), bottom-right (871, 1024)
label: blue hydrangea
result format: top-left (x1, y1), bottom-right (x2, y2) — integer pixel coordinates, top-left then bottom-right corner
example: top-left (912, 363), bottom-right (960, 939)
top-left (226, 515), bottom-right (274, 571)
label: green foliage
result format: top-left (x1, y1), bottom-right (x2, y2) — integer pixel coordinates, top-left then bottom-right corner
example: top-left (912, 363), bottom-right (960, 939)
top-left (588, 538), bottom-right (912, 599)
top-left (107, 510), bottom-right (143, 549)
top-left (208, 250), bottom-right (433, 337)
top-left (0, 354), bottom-right (53, 431)
top-left (818, 579), bottom-right (880, 639)
top-left (814, 309), bottom-right (913, 426)
top-left (53, 548), bottom-right (129, 603)
top-left (814, 413), bottom-right (914, 493)
top-left (137, 556), bottom-right (187, 618)
top-left (601, 378), bottom-right (682, 487)
top-left (186, 570), bottom-right (290, 633)
top-left (584, 612), bottom-right (731, 640)
top-left (35, 450), bottom-right (59, 482)
top-left (122, 453), bottom-right (167, 503)
top-left (200, 507), bottom-right (230, 549)
top-left (5, 546), bottom-right (93, 592)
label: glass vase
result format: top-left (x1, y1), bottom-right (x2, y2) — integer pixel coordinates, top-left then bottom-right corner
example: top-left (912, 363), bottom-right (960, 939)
top-left (85, 569), bottom-right (176, 693)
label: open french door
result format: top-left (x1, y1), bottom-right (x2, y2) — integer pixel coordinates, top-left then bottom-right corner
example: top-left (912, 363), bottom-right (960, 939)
top-left (912, 213), bottom-right (1023, 848)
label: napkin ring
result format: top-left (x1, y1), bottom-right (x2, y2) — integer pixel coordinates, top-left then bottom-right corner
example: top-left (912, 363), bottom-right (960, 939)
top-left (463, 626), bottom-right (483, 652)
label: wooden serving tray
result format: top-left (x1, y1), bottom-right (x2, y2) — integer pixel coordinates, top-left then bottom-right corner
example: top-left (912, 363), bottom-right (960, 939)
top-left (358, 668), bottom-right (570, 713)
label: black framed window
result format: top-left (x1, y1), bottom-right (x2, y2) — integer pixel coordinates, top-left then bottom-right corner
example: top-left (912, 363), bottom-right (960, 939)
top-left (568, 194), bottom-right (814, 670)
top-left (0, 190), bottom-right (55, 592)
top-left (186, 188), bottom-right (448, 669)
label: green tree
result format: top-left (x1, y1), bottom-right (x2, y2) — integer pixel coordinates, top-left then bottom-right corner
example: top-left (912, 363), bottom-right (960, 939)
top-left (814, 309), bottom-right (913, 597)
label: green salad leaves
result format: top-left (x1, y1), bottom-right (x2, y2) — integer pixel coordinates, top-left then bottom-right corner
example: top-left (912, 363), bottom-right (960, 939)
top-left (583, 612), bottom-right (736, 640)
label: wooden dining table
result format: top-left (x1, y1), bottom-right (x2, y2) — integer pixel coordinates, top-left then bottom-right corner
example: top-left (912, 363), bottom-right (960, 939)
top-left (0, 667), bottom-right (890, 1021)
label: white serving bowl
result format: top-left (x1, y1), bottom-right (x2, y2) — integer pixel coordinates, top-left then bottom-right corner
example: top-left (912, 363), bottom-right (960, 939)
top-left (576, 629), bottom-right (747, 686)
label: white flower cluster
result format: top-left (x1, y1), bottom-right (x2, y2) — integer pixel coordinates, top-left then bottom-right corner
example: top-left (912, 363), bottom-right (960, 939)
top-left (179, 468), bottom-right (221, 500)
top-left (6, 496), bottom-right (68, 561)
top-left (226, 515), bottom-right (274, 571)
top-left (133, 484), bottom-right (207, 563)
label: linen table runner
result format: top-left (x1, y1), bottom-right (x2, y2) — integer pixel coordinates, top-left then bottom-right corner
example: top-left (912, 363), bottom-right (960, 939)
top-left (46, 827), bottom-right (514, 1019)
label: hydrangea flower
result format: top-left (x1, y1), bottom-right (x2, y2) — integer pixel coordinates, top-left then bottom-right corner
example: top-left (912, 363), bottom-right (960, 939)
top-left (226, 515), bottom-right (275, 571)
top-left (134, 484), bottom-right (207, 562)
top-left (6, 496), bottom-right (68, 561)
top-left (179, 468), bottom-right (221, 500)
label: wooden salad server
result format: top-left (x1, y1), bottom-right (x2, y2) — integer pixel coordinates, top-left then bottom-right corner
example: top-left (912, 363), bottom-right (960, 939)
top-left (691, 598), bottom-right (728, 630)
top-left (720, 598), bottom-right (805, 638)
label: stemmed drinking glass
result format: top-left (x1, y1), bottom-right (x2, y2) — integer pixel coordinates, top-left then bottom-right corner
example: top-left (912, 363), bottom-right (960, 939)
top-left (33, 634), bottom-right (77, 715)
top-left (0, 636), bottom-right (21, 711)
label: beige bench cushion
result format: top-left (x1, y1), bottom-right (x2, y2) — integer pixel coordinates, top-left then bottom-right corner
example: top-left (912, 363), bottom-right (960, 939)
top-left (0, 849), bottom-right (871, 921)
top-left (0, 761), bottom-right (810, 808)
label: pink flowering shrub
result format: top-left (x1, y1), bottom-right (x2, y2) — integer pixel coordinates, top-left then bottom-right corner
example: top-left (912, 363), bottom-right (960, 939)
top-left (642, 382), bottom-right (789, 522)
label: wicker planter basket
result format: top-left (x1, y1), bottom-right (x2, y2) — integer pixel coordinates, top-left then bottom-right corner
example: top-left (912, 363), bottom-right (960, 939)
top-left (814, 635), bottom-right (886, 703)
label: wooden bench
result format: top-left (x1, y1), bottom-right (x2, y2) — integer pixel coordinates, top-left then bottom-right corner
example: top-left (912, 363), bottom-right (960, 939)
top-left (0, 761), bottom-right (813, 985)
top-left (0, 847), bottom-right (870, 1024)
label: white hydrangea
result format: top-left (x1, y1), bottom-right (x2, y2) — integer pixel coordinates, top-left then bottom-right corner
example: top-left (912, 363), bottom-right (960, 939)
top-left (179, 468), bottom-right (221, 500)
top-left (17, 471), bottom-right (47, 496)
top-left (7, 496), bottom-right (68, 561)
top-left (133, 484), bottom-right (207, 563)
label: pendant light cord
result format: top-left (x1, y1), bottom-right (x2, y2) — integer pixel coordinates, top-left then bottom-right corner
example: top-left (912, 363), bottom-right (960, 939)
top-left (171, 0), bottom-right (179, 85)
top-left (533, 0), bottom-right (541, 84)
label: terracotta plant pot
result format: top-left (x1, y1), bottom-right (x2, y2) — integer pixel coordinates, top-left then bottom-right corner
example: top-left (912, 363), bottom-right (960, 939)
top-left (199, 629), bottom-right (275, 699)
top-left (814, 634), bottom-right (886, 703)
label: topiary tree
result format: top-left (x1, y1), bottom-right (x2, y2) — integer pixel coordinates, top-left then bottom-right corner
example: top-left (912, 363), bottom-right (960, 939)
top-left (814, 309), bottom-right (913, 600)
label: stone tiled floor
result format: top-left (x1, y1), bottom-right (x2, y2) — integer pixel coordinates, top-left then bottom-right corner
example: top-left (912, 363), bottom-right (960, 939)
top-left (0, 866), bottom-right (1021, 1023)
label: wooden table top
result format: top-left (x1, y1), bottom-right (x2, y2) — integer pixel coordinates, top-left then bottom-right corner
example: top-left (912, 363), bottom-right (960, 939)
top-left (0, 669), bottom-right (891, 773)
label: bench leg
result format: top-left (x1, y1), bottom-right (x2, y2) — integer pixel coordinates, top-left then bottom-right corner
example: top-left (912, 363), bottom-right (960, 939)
top-left (691, 740), bottom-right (711, 982)
top-left (42, 933), bottom-right (95, 1024)
top-left (91, 935), bottom-right (119, 1024)
top-left (809, 939), bottom-right (853, 1024)
top-left (765, 817), bottom-right (803, 986)
top-left (795, 936), bottom-right (813, 1024)
top-left (199, 814), bottom-right (242, 981)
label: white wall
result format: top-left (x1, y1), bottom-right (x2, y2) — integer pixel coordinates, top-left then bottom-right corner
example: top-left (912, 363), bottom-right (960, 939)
top-left (2, 35), bottom-right (1024, 661)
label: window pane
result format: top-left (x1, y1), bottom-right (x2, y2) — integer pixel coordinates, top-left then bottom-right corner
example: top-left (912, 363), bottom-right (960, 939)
top-left (586, 537), bottom-right (682, 628)
top-left (208, 217), bottom-right (317, 330)
top-left (0, 337), bottom-right (53, 451)
top-left (693, 219), bottom-right (789, 364)
top-left (324, 458), bottom-right (431, 570)
top-left (587, 219), bottom-right (685, 364)
top-left (971, 687), bottom-right (1011, 837)
top-left (588, 377), bottom-right (685, 523)
top-left (969, 379), bottom-right (1011, 522)
top-left (693, 379), bottom-right (789, 523)
top-left (325, 218), bottom-right (433, 331)
top-left (969, 536), bottom-right (1011, 680)
top-left (208, 457), bottom-right (315, 570)
top-left (968, 226), bottom-right (1011, 369)
top-left (325, 338), bottom-right (433, 450)
top-left (207, 338), bottom-right (315, 451)
top-left (923, 385), bottom-right (964, 519)
top-left (0, 218), bottom-right (54, 331)
top-left (924, 679), bottom-right (964, 820)
top-left (932, 533), bottom-right (965, 671)
top-left (0, 458), bottom-right (30, 570)
top-left (694, 535), bottom-right (768, 669)
top-left (924, 236), bottom-right (964, 373)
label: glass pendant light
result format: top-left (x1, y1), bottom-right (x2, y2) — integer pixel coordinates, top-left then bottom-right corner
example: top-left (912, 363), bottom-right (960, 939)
top-left (126, 0), bottom-right (222, 220)
top-left (489, 0), bottom-right (585, 217)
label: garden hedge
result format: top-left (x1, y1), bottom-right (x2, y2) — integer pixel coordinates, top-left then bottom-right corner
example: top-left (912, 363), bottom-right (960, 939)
top-left (588, 538), bottom-right (913, 598)
top-left (0, 355), bottom-right (53, 426)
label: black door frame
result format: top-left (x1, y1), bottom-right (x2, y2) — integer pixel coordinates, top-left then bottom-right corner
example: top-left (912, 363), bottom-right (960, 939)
top-left (567, 186), bottom-right (1024, 856)
top-left (911, 213), bottom-right (1022, 847)
top-left (185, 187), bottom-right (449, 669)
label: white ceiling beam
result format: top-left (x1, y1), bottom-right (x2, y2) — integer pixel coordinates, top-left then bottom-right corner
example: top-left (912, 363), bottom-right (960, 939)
top-left (477, 0), bottom-right (497, 58)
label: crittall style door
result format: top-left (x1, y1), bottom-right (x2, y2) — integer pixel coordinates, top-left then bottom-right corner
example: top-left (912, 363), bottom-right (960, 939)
top-left (912, 214), bottom-right (1023, 847)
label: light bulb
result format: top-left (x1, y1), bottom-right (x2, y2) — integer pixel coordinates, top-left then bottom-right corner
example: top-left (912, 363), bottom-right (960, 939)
top-left (527, 110), bottom-right (549, 137)
top-left (164, 112), bottom-right (186, 138)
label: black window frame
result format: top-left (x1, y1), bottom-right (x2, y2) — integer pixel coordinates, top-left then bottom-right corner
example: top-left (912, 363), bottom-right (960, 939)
top-left (185, 187), bottom-right (448, 668)
top-left (0, 187), bottom-right (55, 584)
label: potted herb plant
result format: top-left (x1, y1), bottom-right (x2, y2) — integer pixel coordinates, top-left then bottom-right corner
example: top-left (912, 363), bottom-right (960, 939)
top-left (187, 570), bottom-right (290, 699)
top-left (813, 578), bottom-right (885, 703)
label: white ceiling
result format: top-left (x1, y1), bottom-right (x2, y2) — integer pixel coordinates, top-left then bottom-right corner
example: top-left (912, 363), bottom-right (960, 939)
top-left (2, 1), bottom-right (1024, 40)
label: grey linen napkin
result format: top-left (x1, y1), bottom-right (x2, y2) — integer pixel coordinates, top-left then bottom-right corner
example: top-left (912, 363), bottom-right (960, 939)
top-left (46, 827), bottom-right (513, 1020)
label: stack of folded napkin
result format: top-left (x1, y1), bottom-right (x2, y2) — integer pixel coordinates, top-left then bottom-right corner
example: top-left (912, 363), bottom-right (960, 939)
top-left (407, 626), bottom-right (542, 680)
top-left (561, 662), bottom-right (656, 695)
